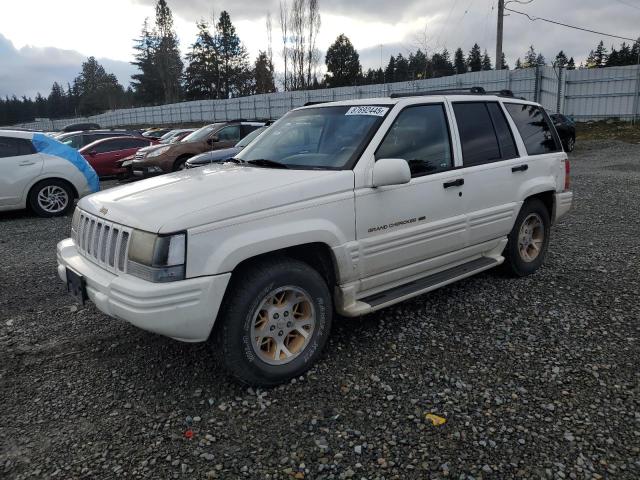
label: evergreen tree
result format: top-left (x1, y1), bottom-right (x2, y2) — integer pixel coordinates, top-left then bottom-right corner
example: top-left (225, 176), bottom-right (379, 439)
top-left (384, 56), bottom-right (396, 82)
top-left (131, 18), bottom-right (162, 105)
top-left (184, 21), bottom-right (218, 100)
top-left (536, 53), bottom-right (546, 67)
top-left (467, 43), bottom-right (482, 72)
top-left (567, 57), bottom-right (575, 70)
top-left (515, 58), bottom-right (523, 69)
top-left (500, 52), bottom-right (509, 70)
top-left (409, 49), bottom-right (428, 79)
top-left (394, 54), bottom-right (410, 81)
top-left (593, 41), bottom-right (608, 67)
top-left (431, 49), bottom-right (455, 77)
top-left (254, 51), bottom-right (276, 93)
top-left (523, 46), bottom-right (538, 68)
top-left (554, 51), bottom-right (568, 68)
top-left (154, 0), bottom-right (183, 103)
top-left (585, 49), bottom-right (597, 68)
top-left (215, 11), bottom-right (250, 98)
top-left (74, 57), bottom-right (126, 115)
top-left (47, 82), bottom-right (65, 118)
top-left (617, 42), bottom-right (633, 65)
top-left (481, 49), bottom-right (492, 70)
top-left (324, 34), bottom-right (362, 88)
top-left (454, 48), bottom-right (466, 74)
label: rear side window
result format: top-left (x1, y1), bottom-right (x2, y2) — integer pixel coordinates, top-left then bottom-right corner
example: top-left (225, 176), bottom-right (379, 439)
top-left (217, 125), bottom-right (241, 141)
top-left (375, 104), bottom-right (452, 177)
top-left (0, 137), bottom-right (36, 158)
top-left (453, 102), bottom-right (502, 166)
top-left (487, 103), bottom-right (518, 160)
top-left (504, 103), bottom-right (561, 155)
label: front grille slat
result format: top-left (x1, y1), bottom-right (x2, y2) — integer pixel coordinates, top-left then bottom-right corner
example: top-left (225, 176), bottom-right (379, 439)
top-left (73, 211), bottom-right (132, 274)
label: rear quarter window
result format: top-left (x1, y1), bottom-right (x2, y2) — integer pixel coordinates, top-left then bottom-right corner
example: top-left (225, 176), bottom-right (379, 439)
top-left (0, 137), bottom-right (36, 158)
top-left (504, 103), bottom-right (561, 155)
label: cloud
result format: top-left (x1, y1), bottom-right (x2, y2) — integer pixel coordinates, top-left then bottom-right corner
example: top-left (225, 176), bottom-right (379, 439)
top-left (0, 34), bottom-right (136, 99)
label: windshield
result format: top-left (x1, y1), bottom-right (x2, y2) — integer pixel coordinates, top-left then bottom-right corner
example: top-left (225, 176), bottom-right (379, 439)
top-left (182, 124), bottom-right (221, 143)
top-left (236, 106), bottom-right (389, 169)
top-left (236, 126), bottom-right (267, 148)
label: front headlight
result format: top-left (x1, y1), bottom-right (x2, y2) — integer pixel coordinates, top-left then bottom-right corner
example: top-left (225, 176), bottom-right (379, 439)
top-left (145, 146), bottom-right (171, 158)
top-left (127, 230), bottom-right (186, 282)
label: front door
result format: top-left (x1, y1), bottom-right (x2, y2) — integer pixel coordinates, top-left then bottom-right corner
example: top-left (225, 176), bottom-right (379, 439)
top-left (0, 136), bottom-right (43, 206)
top-left (355, 103), bottom-right (468, 293)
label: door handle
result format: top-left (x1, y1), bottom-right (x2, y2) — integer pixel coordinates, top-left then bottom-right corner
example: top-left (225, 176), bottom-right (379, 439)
top-left (19, 161), bottom-right (36, 166)
top-left (512, 164), bottom-right (529, 173)
top-left (443, 178), bottom-right (464, 188)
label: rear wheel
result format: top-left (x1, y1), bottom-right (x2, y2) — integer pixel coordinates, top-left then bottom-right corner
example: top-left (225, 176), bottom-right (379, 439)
top-left (564, 135), bottom-right (575, 152)
top-left (28, 179), bottom-right (74, 217)
top-left (503, 198), bottom-right (551, 277)
top-left (215, 258), bottom-right (333, 386)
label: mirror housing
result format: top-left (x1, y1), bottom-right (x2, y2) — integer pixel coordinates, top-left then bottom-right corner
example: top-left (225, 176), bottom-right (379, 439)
top-left (372, 158), bottom-right (411, 187)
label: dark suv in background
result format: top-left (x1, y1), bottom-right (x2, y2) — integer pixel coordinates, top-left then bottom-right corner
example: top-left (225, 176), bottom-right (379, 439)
top-left (550, 114), bottom-right (576, 152)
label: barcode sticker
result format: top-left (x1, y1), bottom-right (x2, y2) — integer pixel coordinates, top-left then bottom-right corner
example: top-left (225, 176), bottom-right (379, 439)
top-left (345, 106), bottom-right (389, 117)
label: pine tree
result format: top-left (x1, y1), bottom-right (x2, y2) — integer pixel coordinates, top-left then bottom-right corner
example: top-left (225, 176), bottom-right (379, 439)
top-left (131, 18), bottom-right (162, 105)
top-left (536, 53), bottom-right (546, 67)
top-left (524, 46), bottom-right (538, 68)
top-left (618, 42), bottom-right (633, 65)
top-left (481, 49), bottom-right (492, 70)
top-left (215, 11), bottom-right (250, 98)
top-left (467, 44), bottom-right (482, 72)
top-left (500, 53), bottom-right (509, 70)
top-left (74, 57), bottom-right (126, 115)
top-left (384, 56), bottom-right (396, 82)
top-left (324, 34), bottom-right (362, 88)
top-left (585, 49), bottom-right (597, 68)
top-left (454, 48), bottom-right (466, 74)
top-left (554, 51), bottom-right (568, 68)
top-left (515, 58), bottom-right (523, 69)
top-left (409, 49), bottom-right (428, 79)
top-left (254, 51), bottom-right (276, 93)
top-left (593, 41), bottom-right (608, 67)
top-left (431, 49), bottom-right (455, 77)
top-left (394, 54), bottom-right (410, 81)
top-left (184, 21), bottom-right (219, 100)
top-left (606, 47), bottom-right (619, 67)
top-left (154, 0), bottom-right (183, 103)
top-left (47, 82), bottom-right (65, 118)
top-left (566, 57), bottom-right (576, 70)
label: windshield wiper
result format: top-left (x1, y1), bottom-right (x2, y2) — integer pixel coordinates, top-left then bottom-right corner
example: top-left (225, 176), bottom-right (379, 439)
top-left (246, 159), bottom-right (289, 169)
top-left (226, 157), bottom-right (246, 164)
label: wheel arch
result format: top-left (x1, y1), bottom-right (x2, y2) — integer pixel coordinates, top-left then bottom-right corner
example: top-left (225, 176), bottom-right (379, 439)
top-left (523, 190), bottom-right (554, 221)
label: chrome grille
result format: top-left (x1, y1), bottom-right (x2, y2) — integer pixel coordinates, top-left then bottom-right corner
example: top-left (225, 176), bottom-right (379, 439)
top-left (73, 210), bottom-right (132, 274)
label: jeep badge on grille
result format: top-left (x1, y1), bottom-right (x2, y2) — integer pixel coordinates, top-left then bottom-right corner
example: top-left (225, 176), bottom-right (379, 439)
top-left (99, 207), bottom-right (108, 216)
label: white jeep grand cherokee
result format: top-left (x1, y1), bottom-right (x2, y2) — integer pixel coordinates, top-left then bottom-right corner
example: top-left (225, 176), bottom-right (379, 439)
top-left (57, 90), bottom-right (573, 385)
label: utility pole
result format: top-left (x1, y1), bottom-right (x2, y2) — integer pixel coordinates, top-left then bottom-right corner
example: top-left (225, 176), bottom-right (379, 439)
top-left (496, 0), bottom-right (505, 70)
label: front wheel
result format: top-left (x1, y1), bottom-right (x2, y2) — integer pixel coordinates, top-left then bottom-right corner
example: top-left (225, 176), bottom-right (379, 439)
top-left (215, 258), bottom-right (333, 386)
top-left (503, 198), bottom-right (551, 277)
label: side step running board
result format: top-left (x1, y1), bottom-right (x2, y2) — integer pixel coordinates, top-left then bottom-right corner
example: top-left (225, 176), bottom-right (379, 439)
top-left (361, 257), bottom-right (500, 309)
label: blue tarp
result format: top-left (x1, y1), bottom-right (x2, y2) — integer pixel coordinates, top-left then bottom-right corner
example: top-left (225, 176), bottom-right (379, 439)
top-left (31, 133), bottom-right (100, 193)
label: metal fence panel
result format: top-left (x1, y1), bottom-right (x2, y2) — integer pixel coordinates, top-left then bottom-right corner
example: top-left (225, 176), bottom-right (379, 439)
top-left (5, 65), bottom-right (640, 130)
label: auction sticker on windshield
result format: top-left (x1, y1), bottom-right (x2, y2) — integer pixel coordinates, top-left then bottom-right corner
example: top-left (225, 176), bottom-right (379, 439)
top-left (345, 106), bottom-right (389, 116)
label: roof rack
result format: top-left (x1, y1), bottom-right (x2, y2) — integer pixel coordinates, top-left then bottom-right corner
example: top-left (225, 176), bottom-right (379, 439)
top-left (389, 86), bottom-right (516, 99)
top-left (304, 101), bottom-right (327, 106)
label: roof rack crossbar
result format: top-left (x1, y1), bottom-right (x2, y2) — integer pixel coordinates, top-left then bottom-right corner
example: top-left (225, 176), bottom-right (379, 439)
top-left (389, 86), bottom-right (517, 99)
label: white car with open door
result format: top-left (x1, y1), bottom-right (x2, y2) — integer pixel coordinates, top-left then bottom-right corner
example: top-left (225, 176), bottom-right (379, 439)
top-left (56, 88), bottom-right (572, 385)
top-left (0, 130), bottom-right (98, 217)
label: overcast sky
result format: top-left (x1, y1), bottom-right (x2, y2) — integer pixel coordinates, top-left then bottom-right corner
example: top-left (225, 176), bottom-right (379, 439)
top-left (1, 0), bottom-right (638, 98)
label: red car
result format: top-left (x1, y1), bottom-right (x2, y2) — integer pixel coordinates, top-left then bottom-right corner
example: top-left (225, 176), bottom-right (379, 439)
top-left (80, 136), bottom-right (158, 177)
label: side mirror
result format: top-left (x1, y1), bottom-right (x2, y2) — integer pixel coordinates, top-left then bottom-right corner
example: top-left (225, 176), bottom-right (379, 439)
top-left (372, 158), bottom-right (411, 187)
top-left (89, 150), bottom-right (97, 156)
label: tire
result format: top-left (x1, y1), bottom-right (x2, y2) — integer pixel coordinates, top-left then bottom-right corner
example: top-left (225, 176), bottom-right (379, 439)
top-left (28, 179), bottom-right (74, 218)
top-left (503, 198), bottom-right (551, 277)
top-left (173, 156), bottom-right (190, 171)
top-left (565, 136), bottom-right (575, 152)
top-left (215, 257), bottom-right (333, 386)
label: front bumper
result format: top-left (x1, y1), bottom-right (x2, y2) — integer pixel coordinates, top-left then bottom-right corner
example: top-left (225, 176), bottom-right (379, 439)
top-left (56, 238), bottom-right (231, 342)
top-left (553, 191), bottom-right (573, 223)
top-left (131, 164), bottom-right (165, 178)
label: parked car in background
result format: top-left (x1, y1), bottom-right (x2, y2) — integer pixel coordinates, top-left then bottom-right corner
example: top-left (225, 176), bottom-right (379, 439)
top-left (131, 121), bottom-right (265, 176)
top-left (185, 126), bottom-right (268, 169)
top-left (79, 136), bottom-right (158, 177)
top-left (550, 114), bottom-right (576, 152)
top-left (61, 122), bottom-right (100, 133)
top-left (56, 92), bottom-right (572, 385)
top-left (142, 128), bottom-right (173, 139)
top-left (159, 129), bottom-right (196, 144)
top-left (57, 130), bottom-right (142, 150)
top-left (0, 130), bottom-right (98, 217)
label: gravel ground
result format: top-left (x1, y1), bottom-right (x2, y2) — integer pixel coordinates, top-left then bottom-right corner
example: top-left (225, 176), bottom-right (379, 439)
top-left (1, 140), bottom-right (639, 480)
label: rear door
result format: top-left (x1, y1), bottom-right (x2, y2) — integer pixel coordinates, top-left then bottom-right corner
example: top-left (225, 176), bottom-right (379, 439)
top-left (355, 103), bottom-right (468, 291)
top-left (0, 136), bottom-right (43, 206)
top-left (449, 101), bottom-right (523, 246)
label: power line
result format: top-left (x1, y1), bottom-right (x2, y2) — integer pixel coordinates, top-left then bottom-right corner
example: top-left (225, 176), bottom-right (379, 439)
top-left (505, 7), bottom-right (638, 42)
top-left (614, 0), bottom-right (640, 11)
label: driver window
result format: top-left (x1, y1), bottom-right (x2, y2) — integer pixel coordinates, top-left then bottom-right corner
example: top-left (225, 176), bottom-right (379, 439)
top-left (217, 126), bottom-right (241, 141)
top-left (375, 104), bottom-right (453, 177)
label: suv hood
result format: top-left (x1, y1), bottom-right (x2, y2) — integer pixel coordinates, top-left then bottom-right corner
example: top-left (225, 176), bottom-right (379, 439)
top-left (79, 164), bottom-right (354, 233)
